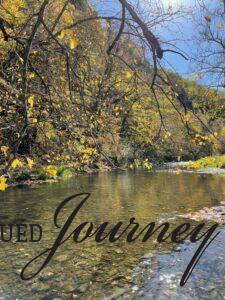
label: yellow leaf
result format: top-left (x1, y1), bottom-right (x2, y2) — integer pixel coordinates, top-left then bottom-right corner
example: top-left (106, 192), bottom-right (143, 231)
top-left (58, 30), bottom-right (65, 40)
top-left (31, 50), bottom-right (37, 55)
top-left (125, 71), bottom-right (132, 79)
top-left (164, 131), bottom-right (172, 139)
top-left (28, 96), bottom-right (34, 108)
top-left (29, 72), bottom-right (35, 79)
top-left (184, 114), bottom-right (190, 122)
top-left (218, 22), bottom-right (225, 30)
top-left (106, 20), bottom-right (111, 28)
top-left (11, 159), bottom-right (23, 169)
top-left (1, 146), bottom-right (9, 156)
top-left (45, 166), bottom-right (57, 177)
top-left (204, 16), bottom-right (211, 23)
top-left (0, 176), bottom-right (7, 191)
top-left (132, 103), bottom-right (141, 110)
top-left (197, 71), bottom-right (203, 79)
top-left (27, 158), bottom-right (34, 169)
top-left (69, 36), bottom-right (79, 49)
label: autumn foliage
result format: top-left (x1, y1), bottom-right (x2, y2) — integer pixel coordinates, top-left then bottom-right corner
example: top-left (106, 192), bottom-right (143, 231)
top-left (0, 0), bottom-right (225, 189)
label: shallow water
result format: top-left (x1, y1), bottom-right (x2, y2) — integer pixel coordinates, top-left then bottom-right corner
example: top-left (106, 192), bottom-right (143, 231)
top-left (0, 171), bottom-right (225, 299)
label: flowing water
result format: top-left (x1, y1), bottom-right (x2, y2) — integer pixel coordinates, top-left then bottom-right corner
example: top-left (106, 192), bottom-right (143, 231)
top-left (0, 171), bottom-right (225, 299)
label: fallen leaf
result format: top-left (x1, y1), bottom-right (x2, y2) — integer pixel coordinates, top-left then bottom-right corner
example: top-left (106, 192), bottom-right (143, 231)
top-left (218, 22), bottom-right (225, 30)
top-left (197, 71), bottom-right (203, 79)
top-left (204, 16), bottom-right (211, 23)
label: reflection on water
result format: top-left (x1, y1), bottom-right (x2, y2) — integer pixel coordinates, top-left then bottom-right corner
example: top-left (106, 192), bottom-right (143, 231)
top-left (0, 171), bottom-right (225, 299)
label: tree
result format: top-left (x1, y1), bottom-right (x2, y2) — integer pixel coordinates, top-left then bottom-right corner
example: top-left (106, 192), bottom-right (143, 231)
top-left (0, 0), bottom-right (219, 184)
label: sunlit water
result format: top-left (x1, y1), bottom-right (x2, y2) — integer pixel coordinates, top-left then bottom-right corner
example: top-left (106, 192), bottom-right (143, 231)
top-left (0, 171), bottom-right (225, 299)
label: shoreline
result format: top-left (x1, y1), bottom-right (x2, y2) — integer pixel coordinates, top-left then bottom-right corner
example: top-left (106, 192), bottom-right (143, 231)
top-left (162, 161), bottom-right (225, 175)
top-left (5, 161), bottom-right (225, 189)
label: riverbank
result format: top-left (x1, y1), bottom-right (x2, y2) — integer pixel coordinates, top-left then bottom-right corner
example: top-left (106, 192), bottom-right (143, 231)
top-left (3, 155), bottom-right (225, 190)
top-left (163, 155), bottom-right (225, 175)
top-left (3, 165), bottom-right (112, 189)
top-left (163, 162), bottom-right (225, 175)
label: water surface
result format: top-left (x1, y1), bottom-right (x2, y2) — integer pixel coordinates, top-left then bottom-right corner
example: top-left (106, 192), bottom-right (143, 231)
top-left (0, 171), bottom-right (225, 299)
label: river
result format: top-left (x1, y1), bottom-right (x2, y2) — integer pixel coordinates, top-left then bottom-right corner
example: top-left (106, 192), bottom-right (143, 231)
top-left (0, 170), bottom-right (225, 299)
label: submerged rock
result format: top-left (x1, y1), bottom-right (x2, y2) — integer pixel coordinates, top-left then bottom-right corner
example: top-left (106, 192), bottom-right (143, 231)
top-left (39, 272), bottom-right (55, 282)
top-left (74, 283), bottom-right (89, 294)
top-left (112, 274), bottom-right (125, 281)
top-left (127, 230), bottom-right (225, 299)
top-left (108, 287), bottom-right (126, 299)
